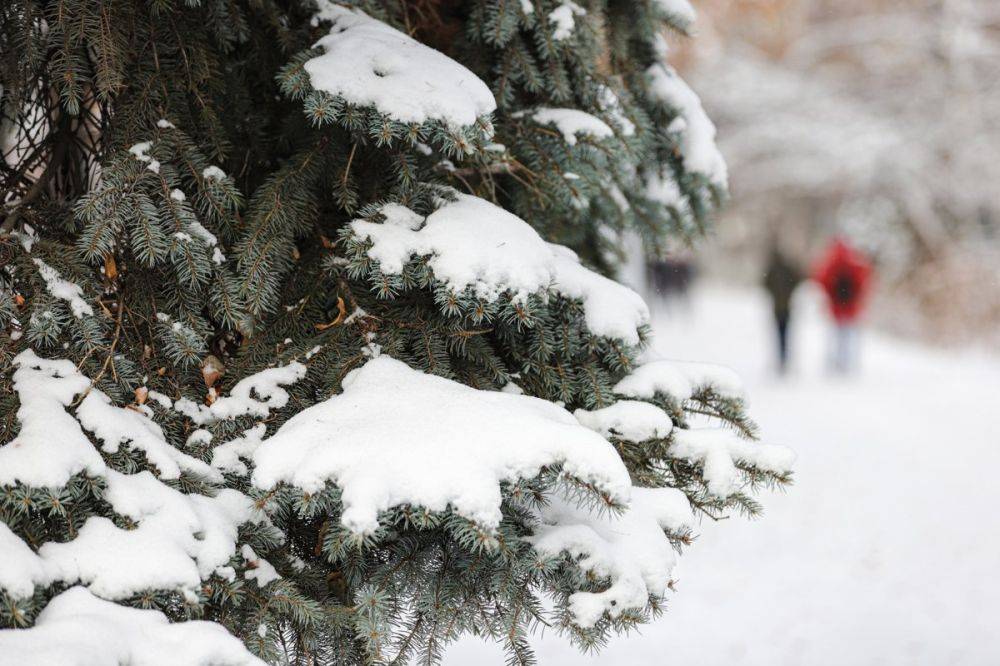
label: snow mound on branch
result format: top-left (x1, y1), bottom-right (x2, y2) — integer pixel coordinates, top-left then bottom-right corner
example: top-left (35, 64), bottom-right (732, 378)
top-left (0, 351), bottom-right (105, 488)
top-left (548, 244), bottom-right (649, 345)
top-left (614, 358), bottom-right (744, 402)
top-left (174, 362), bottom-right (306, 425)
top-left (645, 168), bottom-right (686, 208)
top-left (128, 141), bottom-right (160, 173)
top-left (351, 194), bottom-right (649, 343)
top-left (1, 470), bottom-right (262, 606)
top-left (307, 2), bottom-right (495, 127)
top-left (353, 196), bottom-right (553, 301)
top-left (674, 360), bottom-right (744, 397)
top-left (252, 355), bottom-right (631, 534)
top-left (32, 258), bottom-right (93, 318)
top-left (202, 165), bottom-right (226, 181)
top-left (549, 0), bottom-right (586, 40)
top-left (241, 545), bottom-right (281, 587)
top-left (211, 424), bottom-right (267, 476)
top-left (654, 0), bottom-right (696, 27)
top-left (598, 85), bottom-right (636, 137)
top-left (40, 471), bottom-right (257, 600)
top-left (671, 428), bottom-right (795, 498)
top-left (0, 351), bottom-right (267, 601)
top-left (530, 487), bottom-right (694, 628)
top-left (0, 522), bottom-right (48, 600)
top-left (646, 63), bottom-right (727, 187)
top-left (210, 363), bottom-right (306, 420)
top-left (0, 587), bottom-right (264, 666)
top-left (574, 400), bottom-right (673, 442)
top-left (0, 351), bottom-right (223, 488)
top-left (77, 391), bottom-right (222, 483)
top-left (527, 108), bottom-right (613, 145)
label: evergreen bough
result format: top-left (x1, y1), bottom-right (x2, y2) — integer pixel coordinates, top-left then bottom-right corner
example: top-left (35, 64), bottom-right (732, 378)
top-left (0, 1), bottom-right (792, 663)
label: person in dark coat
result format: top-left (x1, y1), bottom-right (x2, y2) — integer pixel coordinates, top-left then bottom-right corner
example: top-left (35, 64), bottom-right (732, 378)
top-left (763, 247), bottom-right (802, 373)
top-left (647, 256), bottom-right (695, 308)
top-left (812, 237), bottom-right (873, 372)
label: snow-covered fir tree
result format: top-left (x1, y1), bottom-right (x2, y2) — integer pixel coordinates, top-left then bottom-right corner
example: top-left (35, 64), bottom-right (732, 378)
top-left (0, 0), bottom-right (793, 663)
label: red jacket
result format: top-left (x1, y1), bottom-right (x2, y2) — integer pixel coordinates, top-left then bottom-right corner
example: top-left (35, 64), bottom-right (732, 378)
top-left (812, 239), bottom-right (872, 323)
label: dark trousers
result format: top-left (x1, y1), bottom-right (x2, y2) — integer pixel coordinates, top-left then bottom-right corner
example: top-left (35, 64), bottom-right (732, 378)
top-left (775, 313), bottom-right (790, 371)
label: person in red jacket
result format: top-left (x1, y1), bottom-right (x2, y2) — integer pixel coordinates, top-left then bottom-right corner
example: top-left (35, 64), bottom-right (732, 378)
top-left (812, 238), bottom-right (872, 372)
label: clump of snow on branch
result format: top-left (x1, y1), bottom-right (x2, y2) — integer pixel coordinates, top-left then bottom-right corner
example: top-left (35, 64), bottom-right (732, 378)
top-left (654, 0), bottom-right (696, 28)
top-left (645, 168), bottom-right (685, 209)
top-left (526, 108), bottom-right (613, 145)
top-left (646, 63), bottom-right (727, 187)
top-left (0, 587), bottom-right (265, 666)
top-left (350, 194), bottom-right (649, 343)
top-left (2, 350), bottom-right (220, 486)
top-left (32, 259), bottom-right (93, 318)
top-left (530, 487), bottom-right (694, 628)
top-left (77, 390), bottom-right (222, 482)
top-left (202, 165), bottom-right (227, 181)
top-left (211, 424), bottom-right (267, 476)
top-left (252, 355), bottom-right (632, 534)
top-left (241, 545), bottom-right (281, 588)
top-left (40, 472), bottom-right (260, 599)
top-left (128, 140), bottom-right (160, 173)
top-left (614, 357), bottom-right (744, 402)
top-left (598, 85), bottom-right (636, 136)
top-left (11, 222), bottom-right (38, 252)
top-left (208, 362), bottom-right (306, 420)
top-left (307, 2), bottom-right (495, 127)
top-left (0, 351), bottom-right (104, 488)
top-left (548, 243), bottom-right (649, 344)
top-left (0, 351), bottom-right (273, 603)
top-left (185, 220), bottom-right (225, 264)
top-left (174, 362), bottom-right (306, 425)
top-left (671, 428), bottom-right (795, 498)
top-left (352, 197), bottom-right (552, 300)
top-left (574, 400), bottom-right (673, 442)
top-left (0, 522), bottom-right (48, 600)
top-left (549, 0), bottom-right (586, 41)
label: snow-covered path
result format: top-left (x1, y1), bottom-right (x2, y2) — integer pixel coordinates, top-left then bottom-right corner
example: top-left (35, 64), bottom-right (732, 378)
top-left (448, 285), bottom-right (1000, 665)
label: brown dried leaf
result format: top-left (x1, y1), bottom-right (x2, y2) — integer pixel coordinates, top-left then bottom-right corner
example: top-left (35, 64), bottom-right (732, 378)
top-left (314, 296), bottom-right (347, 331)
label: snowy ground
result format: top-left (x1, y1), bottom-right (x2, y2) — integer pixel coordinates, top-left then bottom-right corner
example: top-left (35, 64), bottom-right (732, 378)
top-left (447, 284), bottom-right (1000, 665)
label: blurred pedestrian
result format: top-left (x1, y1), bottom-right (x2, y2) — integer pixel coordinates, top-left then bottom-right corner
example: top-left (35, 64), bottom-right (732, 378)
top-left (763, 246), bottom-right (802, 374)
top-left (812, 238), bottom-right (872, 372)
top-left (647, 255), bottom-right (695, 310)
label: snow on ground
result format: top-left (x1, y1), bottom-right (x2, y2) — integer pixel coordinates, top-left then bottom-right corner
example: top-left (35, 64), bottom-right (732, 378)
top-left (447, 283), bottom-right (1000, 665)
